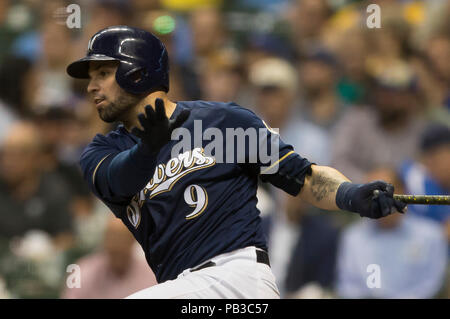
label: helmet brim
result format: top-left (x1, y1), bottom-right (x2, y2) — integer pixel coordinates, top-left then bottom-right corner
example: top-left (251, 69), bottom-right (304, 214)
top-left (66, 54), bottom-right (118, 79)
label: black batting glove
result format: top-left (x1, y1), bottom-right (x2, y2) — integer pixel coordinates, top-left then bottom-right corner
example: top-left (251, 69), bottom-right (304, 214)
top-left (131, 98), bottom-right (190, 155)
top-left (336, 181), bottom-right (407, 219)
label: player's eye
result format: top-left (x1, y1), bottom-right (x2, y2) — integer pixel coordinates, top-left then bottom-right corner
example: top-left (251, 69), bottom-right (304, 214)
top-left (99, 70), bottom-right (108, 77)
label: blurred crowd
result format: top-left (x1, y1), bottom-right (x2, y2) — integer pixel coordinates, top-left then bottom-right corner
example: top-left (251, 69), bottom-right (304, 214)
top-left (0, 0), bottom-right (448, 299)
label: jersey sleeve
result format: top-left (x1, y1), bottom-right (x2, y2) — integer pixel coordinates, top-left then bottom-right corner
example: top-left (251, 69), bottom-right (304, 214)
top-left (225, 103), bottom-right (314, 196)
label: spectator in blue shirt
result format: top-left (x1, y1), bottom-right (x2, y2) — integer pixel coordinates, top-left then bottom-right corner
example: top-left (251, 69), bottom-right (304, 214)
top-left (400, 124), bottom-right (450, 226)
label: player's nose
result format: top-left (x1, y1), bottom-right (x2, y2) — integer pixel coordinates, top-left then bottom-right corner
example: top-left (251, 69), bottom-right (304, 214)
top-left (87, 79), bottom-right (100, 94)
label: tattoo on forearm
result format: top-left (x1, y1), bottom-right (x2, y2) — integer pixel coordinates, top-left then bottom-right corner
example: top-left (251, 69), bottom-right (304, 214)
top-left (310, 173), bottom-right (341, 202)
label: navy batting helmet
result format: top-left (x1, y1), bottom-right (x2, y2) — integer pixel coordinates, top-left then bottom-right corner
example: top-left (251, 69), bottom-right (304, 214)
top-left (67, 26), bottom-right (169, 94)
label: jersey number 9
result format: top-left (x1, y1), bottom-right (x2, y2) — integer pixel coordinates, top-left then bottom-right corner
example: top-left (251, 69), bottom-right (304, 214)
top-left (184, 184), bottom-right (208, 220)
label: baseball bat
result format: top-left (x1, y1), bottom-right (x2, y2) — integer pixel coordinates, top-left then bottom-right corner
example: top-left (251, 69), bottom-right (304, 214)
top-left (373, 190), bottom-right (450, 205)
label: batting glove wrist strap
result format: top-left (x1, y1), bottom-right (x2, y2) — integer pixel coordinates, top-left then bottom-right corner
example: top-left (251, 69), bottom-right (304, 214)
top-left (336, 182), bottom-right (357, 212)
top-left (131, 98), bottom-right (190, 156)
top-left (136, 139), bottom-right (156, 157)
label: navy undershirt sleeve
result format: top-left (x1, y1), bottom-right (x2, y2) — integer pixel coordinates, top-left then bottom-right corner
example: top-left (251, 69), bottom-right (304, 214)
top-left (94, 142), bottom-right (157, 201)
top-left (80, 131), bottom-right (158, 205)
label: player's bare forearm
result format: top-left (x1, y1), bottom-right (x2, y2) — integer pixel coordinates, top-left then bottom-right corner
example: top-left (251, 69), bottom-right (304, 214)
top-left (298, 164), bottom-right (350, 210)
top-left (298, 164), bottom-right (407, 219)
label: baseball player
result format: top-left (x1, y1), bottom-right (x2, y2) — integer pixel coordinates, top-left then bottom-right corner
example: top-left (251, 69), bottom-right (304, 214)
top-left (67, 26), bottom-right (407, 298)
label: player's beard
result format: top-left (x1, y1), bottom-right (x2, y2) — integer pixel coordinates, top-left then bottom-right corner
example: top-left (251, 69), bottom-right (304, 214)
top-left (98, 92), bottom-right (142, 123)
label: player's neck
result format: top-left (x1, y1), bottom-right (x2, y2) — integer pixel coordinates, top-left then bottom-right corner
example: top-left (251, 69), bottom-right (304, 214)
top-left (122, 92), bottom-right (177, 132)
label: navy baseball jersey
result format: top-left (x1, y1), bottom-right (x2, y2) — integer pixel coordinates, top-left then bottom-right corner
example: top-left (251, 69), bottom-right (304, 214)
top-left (80, 101), bottom-right (312, 282)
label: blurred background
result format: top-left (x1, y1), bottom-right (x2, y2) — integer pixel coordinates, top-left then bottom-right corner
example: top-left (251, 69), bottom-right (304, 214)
top-left (0, 0), bottom-right (448, 299)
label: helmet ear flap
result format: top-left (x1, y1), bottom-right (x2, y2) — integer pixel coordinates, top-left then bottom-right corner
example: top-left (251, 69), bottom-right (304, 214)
top-left (116, 62), bottom-right (152, 94)
top-left (124, 67), bottom-right (147, 84)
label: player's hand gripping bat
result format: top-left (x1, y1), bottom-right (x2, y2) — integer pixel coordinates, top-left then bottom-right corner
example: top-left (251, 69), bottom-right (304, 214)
top-left (131, 98), bottom-right (190, 154)
top-left (337, 181), bottom-right (407, 219)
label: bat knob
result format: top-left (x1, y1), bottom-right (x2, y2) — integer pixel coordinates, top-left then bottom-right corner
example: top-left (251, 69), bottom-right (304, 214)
top-left (372, 189), bottom-right (381, 200)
